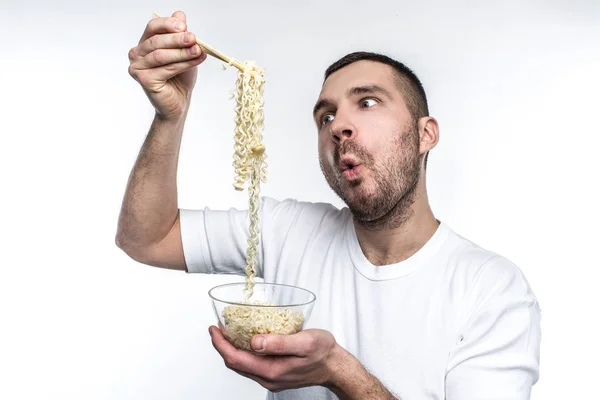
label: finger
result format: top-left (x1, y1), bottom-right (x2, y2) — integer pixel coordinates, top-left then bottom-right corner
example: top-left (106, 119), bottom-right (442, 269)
top-left (251, 330), bottom-right (319, 357)
top-left (138, 15), bottom-right (187, 45)
top-left (209, 325), bottom-right (276, 376)
top-left (136, 44), bottom-right (203, 70)
top-left (133, 56), bottom-right (206, 87)
top-left (172, 10), bottom-right (186, 23)
top-left (233, 369), bottom-right (281, 392)
top-left (136, 31), bottom-right (197, 59)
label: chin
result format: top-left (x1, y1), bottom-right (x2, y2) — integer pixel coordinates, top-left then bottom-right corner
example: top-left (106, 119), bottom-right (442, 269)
top-left (340, 181), bottom-right (374, 207)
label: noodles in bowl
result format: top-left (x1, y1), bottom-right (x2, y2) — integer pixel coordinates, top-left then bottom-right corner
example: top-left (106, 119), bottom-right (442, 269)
top-left (209, 283), bottom-right (316, 352)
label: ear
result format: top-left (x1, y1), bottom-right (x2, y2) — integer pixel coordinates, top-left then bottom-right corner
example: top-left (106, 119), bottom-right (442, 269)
top-left (418, 116), bottom-right (439, 156)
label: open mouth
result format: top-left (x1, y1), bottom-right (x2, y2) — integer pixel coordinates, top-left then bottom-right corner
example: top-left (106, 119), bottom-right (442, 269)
top-left (340, 161), bottom-right (362, 180)
top-left (340, 156), bottom-right (361, 171)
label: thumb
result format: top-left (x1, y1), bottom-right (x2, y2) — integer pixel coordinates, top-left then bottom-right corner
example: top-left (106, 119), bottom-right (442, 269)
top-left (251, 335), bottom-right (269, 353)
top-left (251, 331), bottom-right (316, 356)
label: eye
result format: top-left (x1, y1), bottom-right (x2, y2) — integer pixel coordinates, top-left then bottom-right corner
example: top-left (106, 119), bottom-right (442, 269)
top-left (360, 98), bottom-right (377, 108)
top-left (321, 113), bottom-right (335, 126)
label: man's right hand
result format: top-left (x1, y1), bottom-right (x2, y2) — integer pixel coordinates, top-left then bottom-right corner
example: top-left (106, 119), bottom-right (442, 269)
top-left (128, 10), bottom-right (207, 122)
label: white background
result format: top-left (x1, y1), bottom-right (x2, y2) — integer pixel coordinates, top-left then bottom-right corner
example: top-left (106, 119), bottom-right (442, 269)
top-left (1, 0), bottom-right (599, 399)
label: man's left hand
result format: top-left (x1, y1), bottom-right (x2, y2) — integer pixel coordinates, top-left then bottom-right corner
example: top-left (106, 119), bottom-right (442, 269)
top-left (209, 325), bottom-right (343, 393)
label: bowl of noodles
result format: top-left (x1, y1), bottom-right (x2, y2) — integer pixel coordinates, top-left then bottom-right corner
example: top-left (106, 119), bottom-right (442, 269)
top-left (208, 282), bottom-right (316, 352)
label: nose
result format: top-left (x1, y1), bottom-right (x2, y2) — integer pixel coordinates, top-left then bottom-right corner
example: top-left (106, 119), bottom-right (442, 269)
top-left (329, 112), bottom-right (356, 144)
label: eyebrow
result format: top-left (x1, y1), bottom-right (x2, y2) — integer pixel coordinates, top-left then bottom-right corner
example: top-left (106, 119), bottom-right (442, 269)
top-left (312, 84), bottom-right (392, 119)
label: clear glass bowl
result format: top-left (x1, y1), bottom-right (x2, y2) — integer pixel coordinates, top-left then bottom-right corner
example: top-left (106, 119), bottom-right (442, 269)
top-left (208, 282), bottom-right (316, 352)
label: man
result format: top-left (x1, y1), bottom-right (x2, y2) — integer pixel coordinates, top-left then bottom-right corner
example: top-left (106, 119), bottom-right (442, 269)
top-left (118, 10), bottom-right (541, 400)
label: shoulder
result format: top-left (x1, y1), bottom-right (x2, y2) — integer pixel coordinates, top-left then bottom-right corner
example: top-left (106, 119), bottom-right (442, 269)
top-left (260, 196), bottom-right (350, 225)
top-left (441, 224), bottom-right (539, 314)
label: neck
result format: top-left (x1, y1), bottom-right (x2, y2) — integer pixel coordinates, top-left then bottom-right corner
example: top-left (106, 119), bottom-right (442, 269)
top-left (353, 178), bottom-right (439, 266)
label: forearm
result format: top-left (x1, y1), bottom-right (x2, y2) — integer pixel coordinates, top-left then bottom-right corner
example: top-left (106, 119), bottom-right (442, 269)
top-left (326, 345), bottom-right (400, 400)
top-left (115, 111), bottom-right (187, 251)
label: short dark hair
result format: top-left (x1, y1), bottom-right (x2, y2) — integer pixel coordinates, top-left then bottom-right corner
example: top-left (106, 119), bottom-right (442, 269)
top-left (323, 51), bottom-right (431, 168)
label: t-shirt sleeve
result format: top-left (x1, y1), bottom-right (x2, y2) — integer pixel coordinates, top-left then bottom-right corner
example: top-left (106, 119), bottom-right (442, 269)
top-left (445, 256), bottom-right (541, 400)
top-left (178, 196), bottom-right (299, 276)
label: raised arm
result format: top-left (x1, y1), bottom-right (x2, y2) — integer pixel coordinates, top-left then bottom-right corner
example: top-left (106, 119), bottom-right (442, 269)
top-left (115, 10), bottom-right (206, 270)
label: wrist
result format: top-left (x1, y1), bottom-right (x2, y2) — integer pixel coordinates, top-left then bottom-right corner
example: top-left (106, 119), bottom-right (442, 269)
top-left (154, 97), bottom-right (192, 125)
top-left (323, 345), bottom-right (365, 399)
top-left (154, 109), bottom-right (188, 125)
top-left (324, 345), bottom-right (397, 400)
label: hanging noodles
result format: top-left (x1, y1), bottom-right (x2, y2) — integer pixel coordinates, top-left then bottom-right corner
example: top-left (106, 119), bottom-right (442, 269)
top-left (228, 59), bottom-right (267, 302)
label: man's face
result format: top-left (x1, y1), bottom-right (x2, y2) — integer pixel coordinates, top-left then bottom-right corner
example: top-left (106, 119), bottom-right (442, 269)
top-left (314, 60), bottom-right (421, 223)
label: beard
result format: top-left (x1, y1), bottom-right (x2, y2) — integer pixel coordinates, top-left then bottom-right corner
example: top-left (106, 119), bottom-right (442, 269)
top-left (319, 119), bottom-right (421, 230)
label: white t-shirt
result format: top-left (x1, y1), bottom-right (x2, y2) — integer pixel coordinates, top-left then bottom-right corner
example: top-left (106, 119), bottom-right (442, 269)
top-left (180, 197), bottom-right (541, 400)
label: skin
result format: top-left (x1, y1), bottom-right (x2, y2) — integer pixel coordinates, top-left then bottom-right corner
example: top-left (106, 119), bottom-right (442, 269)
top-left (315, 60), bottom-right (440, 266)
top-left (122, 10), bottom-right (440, 398)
